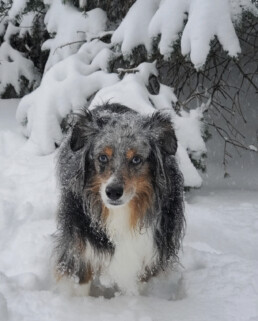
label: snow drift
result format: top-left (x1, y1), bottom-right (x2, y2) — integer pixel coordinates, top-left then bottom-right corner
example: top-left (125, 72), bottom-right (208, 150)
top-left (1, 99), bottom-right (258, 321)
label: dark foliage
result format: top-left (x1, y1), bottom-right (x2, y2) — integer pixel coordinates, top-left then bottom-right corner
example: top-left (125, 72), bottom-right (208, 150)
top-left (64, 0), bottom-right (136, 22)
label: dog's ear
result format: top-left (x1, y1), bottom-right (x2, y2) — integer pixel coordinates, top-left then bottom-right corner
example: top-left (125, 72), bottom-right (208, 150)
top-left (145, 112), bottom-right (177, 155)
top-left (70, 110), bottom-right (94, 152)
top-left (70, 125), bottom-right (85, 151)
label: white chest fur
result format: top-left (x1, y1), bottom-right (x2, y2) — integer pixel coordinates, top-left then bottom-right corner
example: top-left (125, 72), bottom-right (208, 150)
top-left (99, 204), bottom-right (156, 294)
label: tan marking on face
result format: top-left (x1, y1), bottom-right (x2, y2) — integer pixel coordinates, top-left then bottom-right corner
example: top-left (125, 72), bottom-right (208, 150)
top-left (126, 149), bottom-right (136, 160)
top-left (123, 165), bottom-right (153, 230)
top-left (89, 174), bottom-right (112, 221)
top-left (103, 146), bottom-right (113, 158)
top-left (89, 169), bottom-right (112, 194)
top-left (102, 204), bottom-right (109, 222)
top-left (90, 176), bottom-right (102, 194)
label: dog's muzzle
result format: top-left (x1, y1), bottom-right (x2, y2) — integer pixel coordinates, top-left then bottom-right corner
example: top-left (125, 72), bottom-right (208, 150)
top-left (101, 177), bottom-right (135, 207)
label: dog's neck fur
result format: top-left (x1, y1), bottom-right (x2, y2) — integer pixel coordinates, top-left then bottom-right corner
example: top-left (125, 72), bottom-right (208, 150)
top-left (100, 203), bottom-right (156, 294)
top-left (105, 204), bottom-right (131, 237)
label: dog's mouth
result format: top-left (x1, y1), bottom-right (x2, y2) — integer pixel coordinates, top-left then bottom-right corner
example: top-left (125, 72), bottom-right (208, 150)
top-left (102, 190), bottom-right (135, 209)
top-left (106, 199), bottom-right (124, 207)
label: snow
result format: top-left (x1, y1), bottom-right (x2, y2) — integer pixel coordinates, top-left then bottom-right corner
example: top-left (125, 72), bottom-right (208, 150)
top-left (229, 0), bottom-right (258, 21)
top-left (90, 62), bottom-right (170, 115)
top-left (174, 108), bottom-right (207, 158)
top-left (16, 40), bottom-right (119, 154)
top-left (0, 0), bottom-right (42, 97)
top-left (16, 57), bottom-right (205, 187)
top-left (2, 0), bottom-right (257, 187)
top-left (43, 1), bottom-right (107, 71)
top-left (7, 0), bottom-right (28, 20)
top-left (111, 0), bottom-right (160, 55)
top-left (111, 0), bottom-right (256, 68)
top-left (1, 0), bottom-right (258, 100)
top-left (181, 0), bottom-right (241, 68)
top-left (176, 144), bottom-right (203, 188)
top-left (0, 42), bottom-right (39, 96)
top-left (18, 13), bottom-right (35, 38)
top-left (249, 145), bottom-right (258, 152)
top-left (148, 0), bottom-right (188, 59)
top-left (1, 99), bottom-right (258, 321)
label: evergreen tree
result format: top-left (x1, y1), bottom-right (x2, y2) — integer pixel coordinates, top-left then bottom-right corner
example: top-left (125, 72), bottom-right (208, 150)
top-left (0, 0), bottom-right (48, 97)
top-left (1, 0), bottom-right (257, 182)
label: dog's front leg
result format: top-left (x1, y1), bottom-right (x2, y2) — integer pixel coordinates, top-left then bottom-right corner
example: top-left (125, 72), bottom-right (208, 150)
top-left (54, 192), bottom-right (93, 296)
top-left (54, 232), bottom-right (93, 296)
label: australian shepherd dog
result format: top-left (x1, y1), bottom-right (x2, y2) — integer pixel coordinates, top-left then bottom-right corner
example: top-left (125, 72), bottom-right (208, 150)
top-left (54, 103), bottom-right (185, 295)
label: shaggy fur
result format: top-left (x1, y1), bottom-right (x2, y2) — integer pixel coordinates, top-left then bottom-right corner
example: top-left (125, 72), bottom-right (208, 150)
top-left (54, 103), bottom-right (185, 294)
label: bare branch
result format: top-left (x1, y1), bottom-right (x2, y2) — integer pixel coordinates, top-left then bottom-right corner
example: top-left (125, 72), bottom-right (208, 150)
top-left (53, 40), bottom-right (86, 54)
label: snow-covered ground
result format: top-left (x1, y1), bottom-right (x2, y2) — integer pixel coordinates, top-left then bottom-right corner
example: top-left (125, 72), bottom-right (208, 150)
top-left (0, 99), bottom-right (257, 321)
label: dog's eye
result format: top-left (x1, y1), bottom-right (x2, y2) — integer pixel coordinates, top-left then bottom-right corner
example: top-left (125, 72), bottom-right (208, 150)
top-left (131, 156), bottom-right (142, 165)
top-left (98, 154), bottom-right (108, 164)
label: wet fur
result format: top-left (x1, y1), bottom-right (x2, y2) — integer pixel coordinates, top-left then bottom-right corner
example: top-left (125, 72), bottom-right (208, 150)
top-left (54, 103), bottom-right (185, 294)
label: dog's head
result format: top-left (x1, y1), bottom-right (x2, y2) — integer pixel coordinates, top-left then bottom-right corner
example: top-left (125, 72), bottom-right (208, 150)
top-left (69, 104), bottom-right (177, 213)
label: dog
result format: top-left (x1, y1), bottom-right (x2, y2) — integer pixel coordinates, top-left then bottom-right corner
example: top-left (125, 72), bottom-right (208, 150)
top-left (54, 103), bottom-right (185, 295)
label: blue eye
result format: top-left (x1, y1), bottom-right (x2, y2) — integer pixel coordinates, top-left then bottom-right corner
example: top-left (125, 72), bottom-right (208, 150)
top-left (131, 156), bottom-right (142, 165)
top-left (98, 155), bottom-right (108, 164)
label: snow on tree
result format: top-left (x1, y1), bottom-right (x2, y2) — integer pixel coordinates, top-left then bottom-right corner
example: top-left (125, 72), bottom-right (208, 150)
top-left (42, 1), bottom-right (108, 71)
top-left (0, 0), bottom-right (47, 97)
top-left (1, 0), bottom-right (258, 187)
top-left (0, 41), bottom-right (39, 97)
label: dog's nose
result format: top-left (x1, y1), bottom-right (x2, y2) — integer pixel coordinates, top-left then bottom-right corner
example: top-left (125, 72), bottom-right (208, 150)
top-left (105, 184), bottom-right (123, 201)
